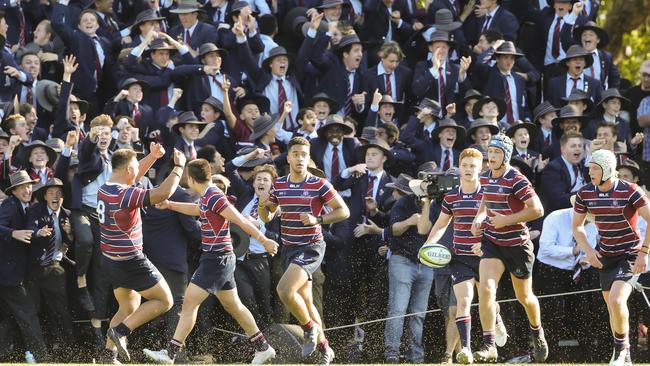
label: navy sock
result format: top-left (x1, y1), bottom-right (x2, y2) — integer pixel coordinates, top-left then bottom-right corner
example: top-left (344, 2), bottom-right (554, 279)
top-left (456, 316), bottom-right (471, 349)
top-left (114, 323), bottom-right (131, 337)
top-left (614, 332), bottom-right (629, 353)
top-left (250, 331), bottom-right (270, 352)
top-left (168, 339), bottom-right (183, 360)
top-left (483, 331), bottom-right (496, 347)
top-left (530, 323), bottom-right (543, 338)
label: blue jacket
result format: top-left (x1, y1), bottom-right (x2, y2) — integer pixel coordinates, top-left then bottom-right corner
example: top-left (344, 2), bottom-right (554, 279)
top-left (25, 203), bottom-right (73, 270)
top-left (0, 196), bottom-right (30, 286)
top-left (333, 171), bottom-right (393, 229)
top-left (463, 5), bottom-right (519, 44)
top-left (168, 21), bottom-right (218, 52)
top-left (412, 60), bottom-right (469, 111)
top-left (545, 73), bottom-right (603, 108)
top-left (539, 156), bottom-right (588, 214)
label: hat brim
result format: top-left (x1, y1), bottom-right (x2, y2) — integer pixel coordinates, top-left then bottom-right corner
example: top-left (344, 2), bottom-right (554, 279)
top-left (598, 94), bottom-right (631, 109)
top-left (317, 1), bottom-right (349, 9)
top-left (131, 16), bottom-right (166, 29)
top-left (468, 123), bottom-right (500, 138)
top-left (434, 21), bottom-right (462, 32)
top-left (492, 51), bottom-right (524, 59)
top-left (432, 125), bottom-right (466, 145)
top-left (249, 118), bottom-right (277, 141)
top-left (385, 182), bottom-right (413, 195)
top-left (561, 96), bottom-right (595, 113)
top-left (121, 80), bottom-right (150, 94)
top-left (34, 81), bottom-right (58, 113)
top-left (200, 48), bottom-right (229, 59)
top-left (472, 97), bottom-right (507, 121)
top-left (378, 100), bottom-right (404, 112)
top-left (170, 7), bottom-right (200, 13)
top-left (316, 122), bottom-right (354, 139)
top-left (70, 98), bottom-right (89, 115)
top-left (309, 96), bottom-right (340, 113)
top-left (573, 25), bottom-right (609, 49)
top-left (408, 179), bottom-right (427, 197)
top-left (34, 182), bottom-right (65, 198)
top-left (534, 106), bottom-right (558, 123)
top-left (357, 143), bottom-right (394, 165)
top-left (197, 100), bottom-right (224, 115)
top-left (552, 115), bottom-right (588, 126)
top-left (172, 121), bottom-right (208, 134)
top-left (21, 143), bottom-right (58, 168)
top-left (563, 53), bottom-right (594, 68)
top-left (4, 177), bottom-right (39, 194)
top-left (506, 122), bottom-right (537, 139)
top-left (261, 52), bottom-right (294, 71)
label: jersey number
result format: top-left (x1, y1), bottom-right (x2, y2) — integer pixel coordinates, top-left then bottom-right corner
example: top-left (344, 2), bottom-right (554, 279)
top-left (97, 201), bottom-right (106, 224)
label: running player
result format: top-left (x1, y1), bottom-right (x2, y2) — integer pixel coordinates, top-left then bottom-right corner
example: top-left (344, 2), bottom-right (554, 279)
top-left (258, 136), bottom-right (350, 365)
top-left (470, 133), bottom-right (547, 362)
top-left (143, 158), bottom-right (279, 364)
top-left (98, 145), bottom-right (186, 362)
top-left (573, 149), bottom-right (650, 366)
top-left (424, 148), bottom-right (508, 364)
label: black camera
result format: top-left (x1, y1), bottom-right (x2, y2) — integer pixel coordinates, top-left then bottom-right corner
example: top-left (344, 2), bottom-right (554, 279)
top-left (417, 172), bottom-right (460, 201)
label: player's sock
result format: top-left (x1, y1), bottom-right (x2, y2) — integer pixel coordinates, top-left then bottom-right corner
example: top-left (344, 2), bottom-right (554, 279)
top-left (317, 339), bottom-right (329, 352)
top-left (168, 339), bottom-right (184, 360)
top-left (250, 331), bottom-right (270, 352)
top-left (530, 323), bottom-right (544, 338)
top-left (483, 331), bottom-right (496, 347)
top-left (456, 316), bottom-right (471, 348)
top-left (114, 322), bottom-right (131, 337)
top-left (301, 319), bottom-right (315, 331)
top-left (614, 332), bottom-right (629, 353)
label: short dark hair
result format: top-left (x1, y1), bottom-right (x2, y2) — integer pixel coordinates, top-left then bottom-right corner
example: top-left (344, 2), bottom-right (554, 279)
top-left (481, 29), bottom-right (503, 43)
top-left (18, 103), bottom-right (34, 116)
top-left (19, 51), bottom-right (39, 64)
top-left (596, 120), bottom-right (618, 137)
top-left (197, 145), bottom-right (217, 162)
top-left (560, 131), bottom-right (583, 146)
top-left (297, 107), bottom-right (315, 122)
top-left (112, 149), bottom-right (137, 170)
top-left (187, 158), bottom-right (212, 183)
top-left (258, 14), bottom-right (278, 36)
top-left (78, 9), bottom-right (99, 24)
top-left (288, 136), bottom-right (310, 151)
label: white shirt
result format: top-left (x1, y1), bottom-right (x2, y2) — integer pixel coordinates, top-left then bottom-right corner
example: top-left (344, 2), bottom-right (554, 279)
top-left (502, 73), bottom-right (520, 122)
top-left (264, 75), bottom-right (299, 127)
top-left (82, 152), bottom-right (112, 208)
top-left (538, 207), bottom-right (597, 270)
top-left (239, 194), bottom-right (267, 255)
top-left (544, 13), bottom-right (577, 65)
top-left (561, 156), bottom-right (585, 192)
top-left (209, 72), bottom-right (225, 102)
top-left (565, 72), bottom-right (585, 97)
top-left (377, 63), bottom-right (397, 100)
top-left (324, 143), bottom-right (350, 197)
top-left (47, 207), bottom-right (64, 262)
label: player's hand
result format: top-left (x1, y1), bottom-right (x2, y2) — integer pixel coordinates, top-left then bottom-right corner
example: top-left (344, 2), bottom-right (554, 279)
top-left (300, 213), bottom-right (319, 226)
top-left (584, 247), bottom-right (603, 269)
top-left (634, 252), bottom-right (648, 274)
top-left (12, 230), bottom-right (33, 244)
top-left (149, 142), bottom-right (165, 159)
top-left (471, 217), bottom-right (484, 236)
top-left (173, 148), bottom-right (187, 165)
top-left (469, 243), bottom-right (481, 256)
top-left (262, 238), bottom-right (279, 256)
top-left (488, 213), bottom-right (508, 229)
top-left (155, 199), bottom-right (171, 210)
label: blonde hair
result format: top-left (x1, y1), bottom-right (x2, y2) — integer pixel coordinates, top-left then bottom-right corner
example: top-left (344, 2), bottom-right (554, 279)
top-left (90, 114), bottom-right (114, 129)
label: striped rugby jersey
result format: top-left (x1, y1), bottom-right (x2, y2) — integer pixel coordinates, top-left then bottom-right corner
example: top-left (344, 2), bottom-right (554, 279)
top-left (480, 167), bottom-right (536, 247)
top-left (270, 173), bottom-right (337, 246)
top-left (97, 183), bottom-right (148, 260)
top-left (441, 186), bottom-right (483, 256)
top-left (574, 180), bottom-right (649, 256)
top-left (198, 186), bottom-right (233, 254)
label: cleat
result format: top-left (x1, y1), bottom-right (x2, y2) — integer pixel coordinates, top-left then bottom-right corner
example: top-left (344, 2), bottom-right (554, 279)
top-left (317, 346), bottom-right (335, 366)
top-left (473, 344), bottom-right (498, 363)
top-left (107, 328), bottom-right (130, 362)
top-left (143, 349), bottom-right (174, 364)
top-left (609, 348), bottom-right (630, 366)
top-left (456, 347), bottom-right (474, 364)
top-left (532, 333), bottom-right (549, 362)
top-left (495, 317), bottom-right (509, 347)
top-left (251, 345), bottom-right (276, 364)
top-left (302, 323), bottom-right (320, 357)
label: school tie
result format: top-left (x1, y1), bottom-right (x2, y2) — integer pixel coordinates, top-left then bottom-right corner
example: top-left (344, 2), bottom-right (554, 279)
top-left (438, 67), bottom-right (447, 111)
top-left (571, 77), bottom-right (579, 91)
top-left (277, 79), bottom-right (293, 130)
top-left (184, 29), bottom-right (191, 44)
top-left (92, 37), bottom-right (103, 81)
top-left (544, 134), bottom-right (551, 147)
top-left (344, 72), bottom-right (354, 115)
top-left (365, 175), bottom-right (376, 215)
top-left (41, 212), bottom-right (59, 266)
top-left (424, 129), bottom-right (431, 141)
top-left (385, 74), bottom-right (393, 98)
top-left (551, 16), bottom-right (563, 59)
top-left (215, 7), bottom-right (222, 23)
top-left (26, 86), bottom-right (33, 105)
top-left (503, 75), bottom-right (514, 124)
top-left (572, 164), bottom-right (580, 188)
top-left (481, 15), bottom-right (492, 32)
top-left (443, 149), bottom-right (451, 171)
top-left (133, 103), bottom-right (142, 126)
top-left (251, 197), bottom-right (259, 219)
top-left (188, 144), bottom-right (196, 160)
top-left (331, 146), bottom-right (340, 180)
top-left (17, 7), bottom-right (26, 47)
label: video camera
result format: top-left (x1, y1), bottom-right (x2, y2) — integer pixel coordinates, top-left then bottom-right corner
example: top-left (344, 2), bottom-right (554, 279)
top-left (417, 172), bottom-right (460, 201)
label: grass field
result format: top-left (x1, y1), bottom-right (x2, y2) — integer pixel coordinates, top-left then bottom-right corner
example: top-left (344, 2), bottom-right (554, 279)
top-left (4, 364), bottom-right (650, 366)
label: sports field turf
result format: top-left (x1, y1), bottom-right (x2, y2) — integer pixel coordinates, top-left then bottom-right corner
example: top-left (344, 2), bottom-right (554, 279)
top-left (5, 364), bottom-right (650, 366)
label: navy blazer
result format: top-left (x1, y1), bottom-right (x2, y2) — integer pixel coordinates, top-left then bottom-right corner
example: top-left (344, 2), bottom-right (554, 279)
top-left (0, 48), bottom-right (33, 102)
top-left (0, 0), bottom-right (41, 47)
top-left (0, 196), bottom-right (30, 286)
top-left (539, 156), bottom-right (587, 214)
top-left (51, 4), bottom-right (114, 100)
top-left (412, 60), bottom-right (468, 110)
top-left (142, 186), bottom-right (200, 273)
top-left (309, 137), bottom-right (358, 173)
top-left (170, 65), bottom-right (236, 115)
top-left (362, 63), bottom-right (413, 106)
top-left (104, 99), bottom-right (157, 142)
top-left (400, 115), bottom-right (459, 167)
top-left (545, 73), bottom-right (603, 108)
top-left (463, 6), bottom-right (519, 44)
top-left (202, 1), bottom-right (232, 26)
top-left (471, 64), bottom-right (531, 121)
top-left (168, 21), bottom-right (219, 52)
top-left (51, 81), bottom-right (79, 141)
top-left (360, 0), bottom-right (412, 46)
top-left (26, 203), bottom-right (73, 270)
top-left (333, 171), bottom-right (393, 228)
top-left (583, 114), bottom-right (631, 143)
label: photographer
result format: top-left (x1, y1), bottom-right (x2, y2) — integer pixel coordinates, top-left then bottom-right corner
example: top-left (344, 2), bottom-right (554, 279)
top-left (383, 173), bottom-right (434, 364)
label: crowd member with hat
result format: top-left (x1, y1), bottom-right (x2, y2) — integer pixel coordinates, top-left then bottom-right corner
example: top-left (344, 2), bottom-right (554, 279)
top-left (376, 121), bottom-right (416, 176)
top-left (51, 0), bottom-right (113, 105)
top-left (109, 116), bottom-right (145, 154)
top-left (467, 118), bottom-right (499, 153)
top-left (18, 140), bottom-right (61, 184)
top-left (428, 118), bottom-right (464, 170)
top-left (413, 31), bottom-right (471, 117)
top-left (471, 41), bottom-right (530, 125)
top-left (472, 95), bottom-right (506, 129)
top-left (123, 9), bottom-right (167, 48)
top-left (308, 93), bottom-right (339, 129)
top-left (124, 34), bottom-right (194, 112)
top-left (249, 114), bottom-right (280, 150)
top-left (530, 101), bottom-right (558, 152)
top-left (18, 103), bottom-right (49, 144)
top-left (171, 42), bottom-right (235, 113)
top-left (618, 159), bottom-right (642, 185)
top-left (235, 19), bottom-right (302, 130)
top-left (197, 96), bottom-right (237, 160)
top-left (586, 89), bottom-right (639, 147)
top-left (104, 78), bottom-right (155, 143)
top-left (471, 133), bottom-right (548, 363)
top-left (401, 98), bottom-right (441, 150)
top-left (172, 111), bottom-right (208, 160)
top-left (539, 130), bottom-right (587, 213)
top-left (545, 104), bottom-right (588, 159)
top-left (0, 171), bottom-right (48, 363)
top-left (573, 148), bottom-right (650, 366)
top-left (455, 89), bottom-right (482, 129)
top-left (302, 15), bottom-right (366, 118)
top-left (507, 121), bottom-right (540, 169)
top-left (168, 0), bottom-right (218, 52)
top-left (25, 177), bottom-right (76, 354)
top-left (563, 20), bottom-right (620, 89)
top-left (382, 171), bottom-right (434, 363)
top-left (561, 88), bottom-right (594, 119)
top-left (292, 107), bottom-right (319, 140)
top-left (366, 91), bottom-right (404, 127)
top-left (545, 44), bottom-right (603, 108)
top-left (362, 41), bottom-right (413, 108)
top-left (310, 115), bottom-right (357, 198)
top-left (51, 55), bottom-right (91, 141)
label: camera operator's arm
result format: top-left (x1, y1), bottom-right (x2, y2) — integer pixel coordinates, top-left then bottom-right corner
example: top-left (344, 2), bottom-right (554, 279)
top-left (392, 212), bottom-right (420, 237)
top-left (417, 197), bottom-right (433, 235)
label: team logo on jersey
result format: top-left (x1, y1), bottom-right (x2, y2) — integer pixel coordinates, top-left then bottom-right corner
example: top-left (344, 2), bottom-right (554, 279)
top-left (498, 188), bottom-right (504, 193)
top-left (302, 191), bottom-right (310, 196)
top-left (613, 200), bottom-right (619, 207)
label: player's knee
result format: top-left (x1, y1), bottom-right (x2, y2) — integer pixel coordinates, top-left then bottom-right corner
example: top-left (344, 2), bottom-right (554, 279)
top-left (456, 296), bottom-right (471, 311)
top-left (478, 282), bottom-right (496, 298)
top-left (161, 293), bottom-right (174, 312)
top-left (608, 294), bottom-right (626, 310)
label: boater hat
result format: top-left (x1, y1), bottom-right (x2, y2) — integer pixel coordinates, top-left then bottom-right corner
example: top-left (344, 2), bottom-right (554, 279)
top-left (5, 170), bottom-right (38, 194)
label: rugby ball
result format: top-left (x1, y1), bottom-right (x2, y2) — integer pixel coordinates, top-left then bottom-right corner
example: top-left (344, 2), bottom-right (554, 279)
top-left (418, 243), bottom-right (452, 268)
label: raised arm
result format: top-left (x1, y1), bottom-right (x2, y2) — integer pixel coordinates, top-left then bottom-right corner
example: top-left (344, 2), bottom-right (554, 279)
top-left (148, 149), bottom-right (186, 204)
top-left (220, 205), bottom-right (279, 255)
